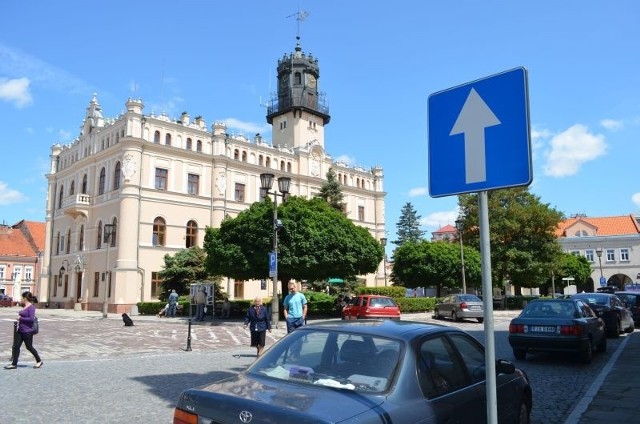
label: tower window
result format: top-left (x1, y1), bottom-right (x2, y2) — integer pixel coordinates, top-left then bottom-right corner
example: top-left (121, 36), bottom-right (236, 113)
top-left (294, 72), bottom-right (302, 85)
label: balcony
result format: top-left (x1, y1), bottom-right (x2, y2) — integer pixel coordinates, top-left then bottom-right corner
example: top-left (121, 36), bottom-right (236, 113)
top-left (62, 194), bottom-right (91, 218)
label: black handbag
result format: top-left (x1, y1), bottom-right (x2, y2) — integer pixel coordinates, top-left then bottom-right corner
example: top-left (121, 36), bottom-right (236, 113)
top-left (32, 316), bottom-right (39, 335)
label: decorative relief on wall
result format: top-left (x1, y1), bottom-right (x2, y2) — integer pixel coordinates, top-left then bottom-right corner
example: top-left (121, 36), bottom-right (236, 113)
top-left (122, 153), bottom-right (137, 181)
top-left (216, 172), bottom-right (227, 195)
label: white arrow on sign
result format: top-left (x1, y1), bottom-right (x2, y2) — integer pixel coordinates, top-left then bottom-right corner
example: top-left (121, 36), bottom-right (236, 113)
top-left (449, 88), bottom-right (501, 184)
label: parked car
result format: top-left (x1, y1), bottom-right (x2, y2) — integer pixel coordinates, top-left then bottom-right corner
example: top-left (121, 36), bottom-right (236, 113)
top-left (614, 291), bottom-right (640, 325)
top-left (174, 320), bottom-right (532, 424)
top-left (434, 294), bottom-right (484, 323)
top-left (570, 293), bottom-right (634, 338)
top-left (341, 294), bottom-right (401, 320)
top-left (0, 295), bottom-right (14, 307)
top-left (508, 298), bottom-right (606, 363)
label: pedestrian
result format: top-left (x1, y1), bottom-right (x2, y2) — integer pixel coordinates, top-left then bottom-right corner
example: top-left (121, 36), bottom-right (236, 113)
top-left (194, 287), bottom-right (207, 321)
top-left (167, 289), bottom-right (179, 318)
top-left (243, 297), bottom-right (271, 357)
top-left (156, 303), bottom-right (169, 318)
top-left (283, 282), bottom-right (307, 334)
top-left (4, 291), bottom-right (43, 370)
top-left (221, 298), bottom-right (231, 319)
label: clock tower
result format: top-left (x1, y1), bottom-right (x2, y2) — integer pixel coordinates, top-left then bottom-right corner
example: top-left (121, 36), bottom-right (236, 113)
top-left (267, 37), bottom-right (330, 149)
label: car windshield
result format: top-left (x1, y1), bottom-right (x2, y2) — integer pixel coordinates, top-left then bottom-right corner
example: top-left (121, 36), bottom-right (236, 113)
top-left (522, 301), bottom-right (575, 318)
top-left (248, 328), bottom-right (402, 393)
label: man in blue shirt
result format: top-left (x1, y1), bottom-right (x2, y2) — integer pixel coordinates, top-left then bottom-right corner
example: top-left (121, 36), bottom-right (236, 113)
top-left (167, 289), bottom-right (179, 318)
top-left (283, 282), bottom-right (307, 334)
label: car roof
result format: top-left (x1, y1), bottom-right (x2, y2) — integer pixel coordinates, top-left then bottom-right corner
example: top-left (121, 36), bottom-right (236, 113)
top-left (616, 291), bottom-right (640, 295)
top-left (300, 319), bottom-right (463, 341)
top-left (354, 294), bottom-right (392, 298)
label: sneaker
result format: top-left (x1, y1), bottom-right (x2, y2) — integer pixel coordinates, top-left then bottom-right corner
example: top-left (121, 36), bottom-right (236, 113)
top-left (4, 364), bottom-right (17, 370)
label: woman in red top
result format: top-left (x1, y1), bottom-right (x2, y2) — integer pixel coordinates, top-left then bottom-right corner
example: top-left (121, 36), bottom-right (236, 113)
top-left (4, 291), bottom-right (42, 369)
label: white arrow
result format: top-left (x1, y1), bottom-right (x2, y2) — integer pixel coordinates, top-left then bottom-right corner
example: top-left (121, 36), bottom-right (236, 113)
top-left (450, 88), bottom-right (501, 184)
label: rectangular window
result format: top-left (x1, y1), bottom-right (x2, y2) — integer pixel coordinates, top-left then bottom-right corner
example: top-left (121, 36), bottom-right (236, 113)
top-left (0, 265), bottom-right (5, 280)
top-left (606, 249), bottom-right (615, 262)
top-left (93, 272), bottom-right (100, 297)
top-left (358, 206), bottom-right (365, 221)
top-left (188, 174), bottom-right (200, 195)
top-left (234, 183), bottom-right (245, 202)
top-left (151, 272), bottom-right (161, 298)
top-left (63, 274), bottom-right (69, 297)
top-left (569, 250), bottom-right (580, 256)
top-left (11, 266), bottom-right (22, 281)
top-left (155, 168), bottom-right (168, 190)
top-left (24, 267), bottom-right (33, 281)
top-left (585, 250), bottom-right (595, 263)
top-left (620, 248), bottom-right (630, 262)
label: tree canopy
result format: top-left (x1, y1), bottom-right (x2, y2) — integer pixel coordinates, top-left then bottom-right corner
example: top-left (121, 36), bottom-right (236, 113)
top-left (391, 240), bottom-right (481, 297)
top-left (204, 196), bottom-right (383, 296)
top-left (458, 187), bottom-right (564, 289)
top-left (158, 246), bottom-right (218, 300)
top-left (393, 202), bottom-right (425, 246)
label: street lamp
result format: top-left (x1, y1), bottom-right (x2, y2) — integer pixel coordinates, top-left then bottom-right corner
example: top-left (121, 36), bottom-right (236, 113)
top-left (260, 173), bottom-right (291, 329)
top-left (595, 247), bottom-right (604, 287)
top-left (380, 237), bottom-right (388, 286)
top-left (455, 218), bottom-right (467, 294)
top-left (74, 254), bottom-right (85, 307)
top-left (103, 223), bottom-right (115, 318)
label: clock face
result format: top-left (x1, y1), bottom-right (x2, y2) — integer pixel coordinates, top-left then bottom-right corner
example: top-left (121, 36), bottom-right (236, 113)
top-left (306, 74), bottom-right (317, 89)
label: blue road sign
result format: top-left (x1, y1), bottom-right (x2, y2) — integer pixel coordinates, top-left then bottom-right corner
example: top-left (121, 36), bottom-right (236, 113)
top-left (600, 276), bottom-right (607, 287)
top-left (428, 67), bottom-right (532, 197)
top-left (268, 252), bottom-right (277, 277)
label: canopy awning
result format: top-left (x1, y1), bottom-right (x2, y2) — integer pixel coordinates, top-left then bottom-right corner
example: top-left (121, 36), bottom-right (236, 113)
top-left (327, 278), bottom-right (344, 284)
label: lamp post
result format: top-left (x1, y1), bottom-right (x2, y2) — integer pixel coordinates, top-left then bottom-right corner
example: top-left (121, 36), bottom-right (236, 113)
top-left (455, 218), bottom-right (467, 294)
top-left (380, 237), bottom-right (388, 286)
top-left (595, 247), bottom-right (604, 287)
top-left (259, 173), bottom-right (291, 329)
top-left (103, 223), bottom-right (115, 318)
top-left (74, 254), bottom-right (85, 309)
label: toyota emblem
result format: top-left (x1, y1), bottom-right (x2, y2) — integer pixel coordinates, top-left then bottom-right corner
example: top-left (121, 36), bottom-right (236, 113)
top-left (239, 410), bottom-right (253, 423)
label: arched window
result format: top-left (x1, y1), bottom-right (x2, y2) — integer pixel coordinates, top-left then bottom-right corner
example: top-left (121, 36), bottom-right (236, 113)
top-left (153, 217), bottom-right (166, 246)
top-left (82, 174), bottom-right (88, 194)
top-left (56, 232), bottom-right (61, 255)
top-left (234, 149), bottom-right (240, 160)
top-left (196, 140), bottom-right (202, 152)
top-left (242, 151), bottom-right (247, 162)
top-left (186, 138), bottom-right (192, 150)
top-left (165, 133), bottom-right (171, 146)
top-left (266, 157), bottom-right (271, 168)
top-left (280, 160), bottom-right (285, 171)
top-left (98, 168), bottom-right (106, 195)
top-left (154, 131), bottom-right (160, 144)
top-left (97, 221), bottom-right (103, 249)
top-left (79, 225), bottom-right (84, 251)
top-left (287, 162), bottom-right (292, 173)
top-left (113, 162), bottom-right (121, 189)
top-left (185, 220), bottom-right (198, 248)
top-left (258, 155), bottom-right (264, 166)
top-left (58, 186), bottom-right (64, 209)
top-left (109, 218), bottom-right (117, 247)
top-left (66, 229), bottom-right (71, 253)
top-left (70, 181), bottom-right (75, 196)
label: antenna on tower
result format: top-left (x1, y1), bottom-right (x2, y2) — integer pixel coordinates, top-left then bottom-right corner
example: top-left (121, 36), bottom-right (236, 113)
top-left (286, 7), bottom-right (309, 39)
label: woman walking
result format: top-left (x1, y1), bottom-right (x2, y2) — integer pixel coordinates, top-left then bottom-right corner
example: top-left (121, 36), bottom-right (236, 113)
top-left (4, 291), bottom-right (42, 370)
top-left (243, 297), bottom-right (271, 357)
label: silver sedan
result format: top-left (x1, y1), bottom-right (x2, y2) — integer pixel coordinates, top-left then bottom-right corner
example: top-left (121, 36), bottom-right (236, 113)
top-left (434, 294), bottom-right (485, 323)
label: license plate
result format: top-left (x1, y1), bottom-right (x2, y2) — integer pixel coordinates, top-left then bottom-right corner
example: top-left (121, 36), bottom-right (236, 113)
top-left (469, 305), bottom-right (481, 310)
top-left (530, 326), bottom-right (556, 333)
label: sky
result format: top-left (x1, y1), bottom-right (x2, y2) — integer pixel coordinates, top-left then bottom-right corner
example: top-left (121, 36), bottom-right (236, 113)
top-left (1, 1), bottom-right (639, 248)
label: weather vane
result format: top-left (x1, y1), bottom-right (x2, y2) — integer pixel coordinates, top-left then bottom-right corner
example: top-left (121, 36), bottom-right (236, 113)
top-left (286, 8), bottom-right (309, 39)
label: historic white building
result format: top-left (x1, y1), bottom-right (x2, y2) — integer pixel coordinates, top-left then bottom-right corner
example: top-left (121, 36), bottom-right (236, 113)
top-left (39, 39), bottom-right (386, 314)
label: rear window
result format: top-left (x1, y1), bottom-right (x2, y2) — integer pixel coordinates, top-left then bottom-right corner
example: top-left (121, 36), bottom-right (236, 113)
top-left (574, 294), bottom-right (608, 306)
top-left (459, 295), bottom-right (482, 302)
top-left (523, 301), bottom-right (576, 318)
top-left (370, 297), bottom-right (397, 307)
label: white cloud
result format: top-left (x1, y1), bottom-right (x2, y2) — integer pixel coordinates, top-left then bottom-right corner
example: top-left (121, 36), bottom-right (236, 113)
top-left (223, 117), bottom-right (270, 136)
top-left (420, 208), bottom-right (459, 230)
top-left (600, 118), bottom-right (623, 131)
top-left (0, 181), bottom-right (26, 205)
top-left (543, 124), bottom-right (607, 177)
top-left (408, 187), bottom-right (427, 197)
top-left (334, 155), bottom-right (355, 166)
top-left (632, 193), bottom-right (640, 209)
top-left (0, 77), bottom-right (32, 108)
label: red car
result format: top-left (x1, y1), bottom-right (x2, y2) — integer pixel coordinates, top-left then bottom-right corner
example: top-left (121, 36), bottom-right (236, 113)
top-left (0, 295), bottom-right (14, 307)
top-left (342, 295), bottom-right (401, 320)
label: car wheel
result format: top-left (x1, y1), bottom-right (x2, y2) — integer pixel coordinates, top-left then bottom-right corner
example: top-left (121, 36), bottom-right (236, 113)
top-left (452, 311), bottom-right (461, 322)
top-left (596, 334), bottom-right (607, 353)
top-left (516, 399), bottom-right (530, 424)
top-left (477, 317), bottom-right (484, 323)
top-left (513, 348), bottom-right (526, 360)
top-left (625, 321), bottom-right (635, 333)
top-left (434, 308), bottom-right (440, 319)
top-left (580, 339), bottom-right (593, 364)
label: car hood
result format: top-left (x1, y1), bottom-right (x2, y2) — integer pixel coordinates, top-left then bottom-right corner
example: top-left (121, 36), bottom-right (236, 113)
top-left (177, 373), bottom-right (386, 423)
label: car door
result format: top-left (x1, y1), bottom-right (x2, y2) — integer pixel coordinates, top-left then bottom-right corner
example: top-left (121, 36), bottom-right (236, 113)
top-left (416, 334), bottom-right (484, 422)
top-left (576, 300), bottom-right (604, 338)
top-left (439, 295), bottom-right (452, 316)
top-left (612, 295), bottom-right (633, 329)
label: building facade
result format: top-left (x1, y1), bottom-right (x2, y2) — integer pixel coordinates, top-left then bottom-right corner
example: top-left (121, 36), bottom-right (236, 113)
top-left (0, 220), bottom-right (45, 300)
top-left (39, 39), bottom-right (386, 314)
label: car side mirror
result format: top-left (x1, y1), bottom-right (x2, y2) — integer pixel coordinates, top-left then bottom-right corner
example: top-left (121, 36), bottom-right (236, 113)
top-left (496, 359), bottom-right (516, 374)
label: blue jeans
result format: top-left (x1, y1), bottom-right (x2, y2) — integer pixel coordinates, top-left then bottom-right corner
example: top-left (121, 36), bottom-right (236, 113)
top-left (167, 303), bottom-right (177, 317)
top-left (286, 316), bottom-right (305, 334)
top-left (195, 304), bottom-right (205, 321)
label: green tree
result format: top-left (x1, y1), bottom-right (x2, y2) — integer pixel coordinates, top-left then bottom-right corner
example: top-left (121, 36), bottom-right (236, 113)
top-left (158, 246), bottom-right (217, 300)
top-left (204, 196), bottom-right (383, 296)
top-left (458, 187), bottom-right (564, 290)
top-left (551, 253), bottom-right (593, 293)
top-left (317, 167), bottom-right (346, 213)
top-left (391, 240), bottom-right (481, 297)
top-left (393, 202), bottom-right (425, 246)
